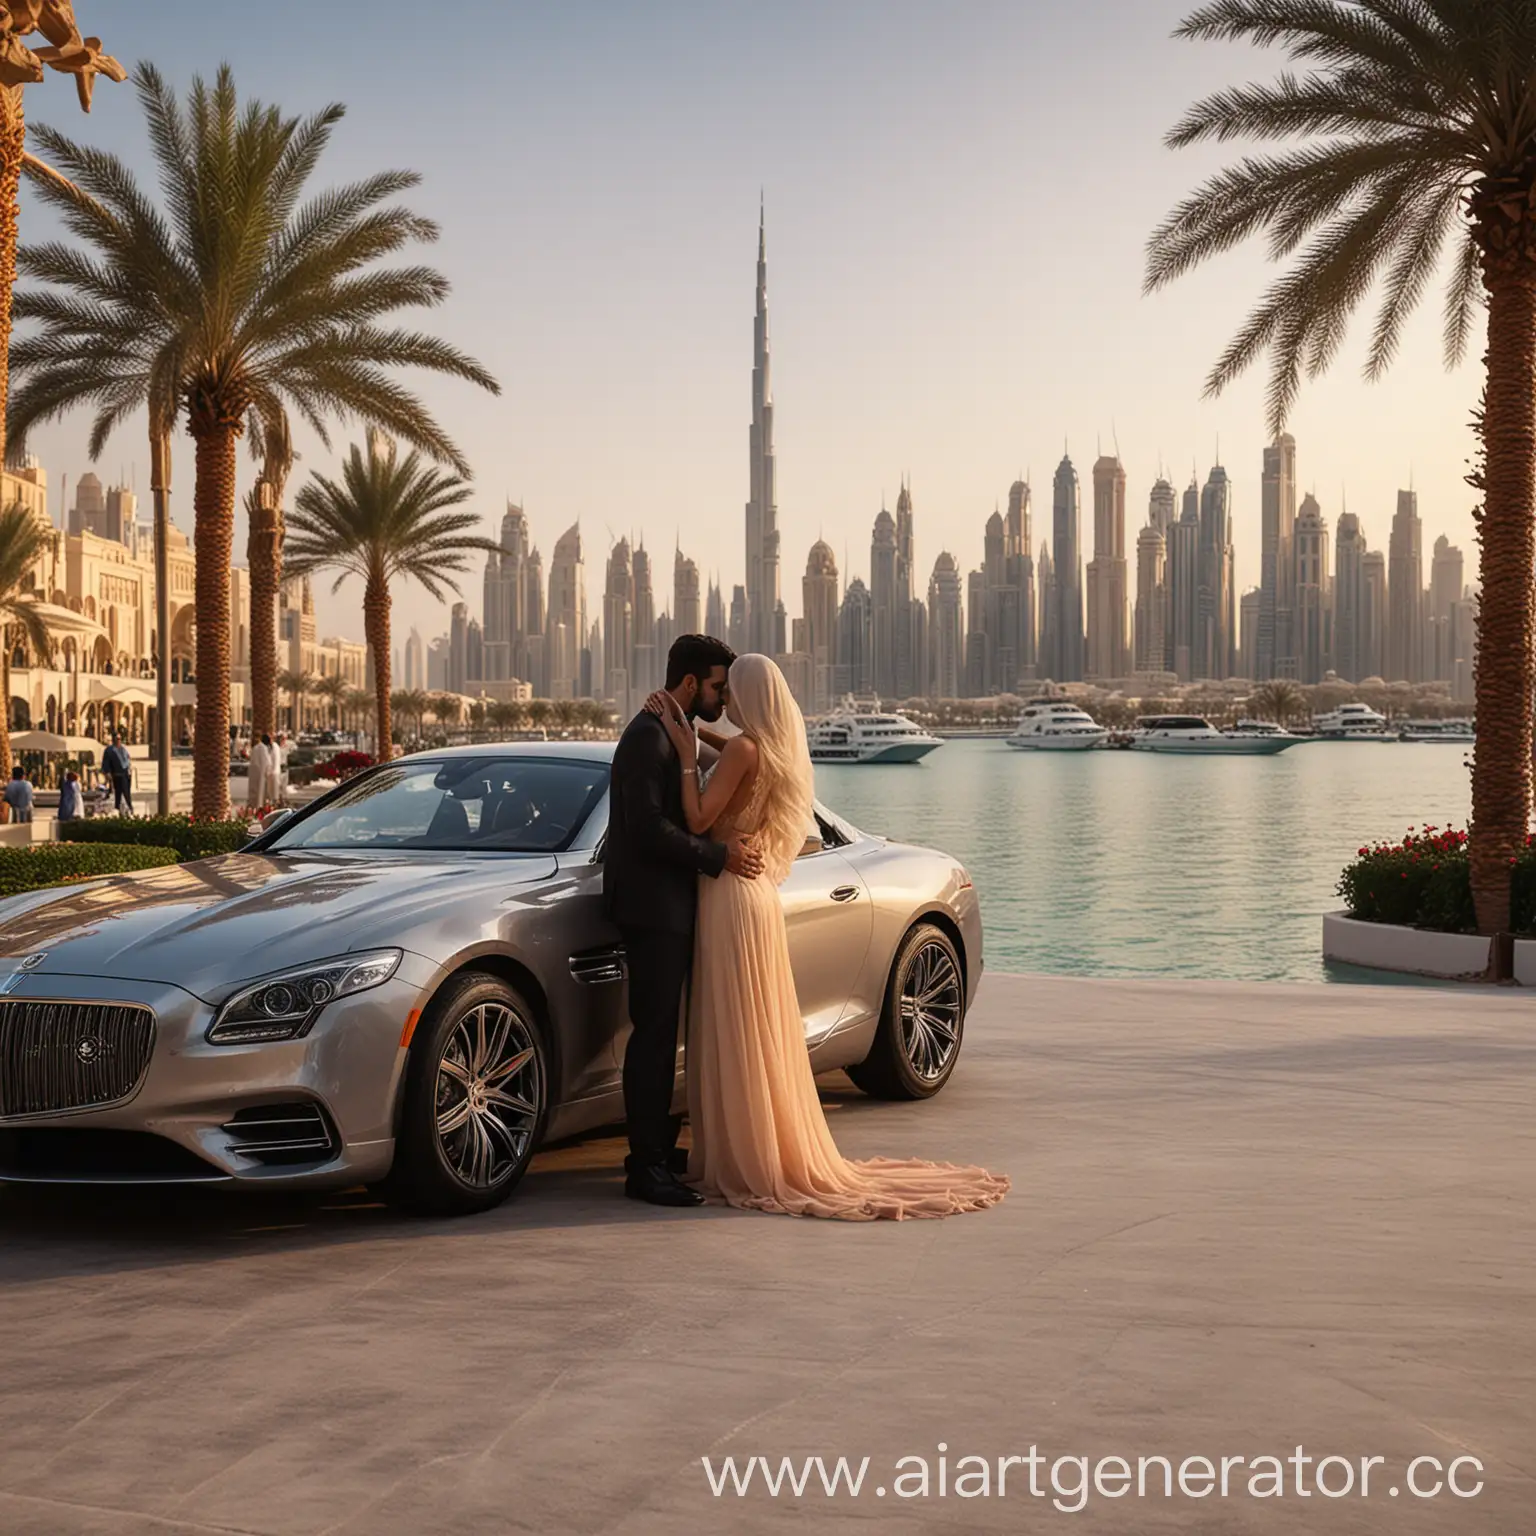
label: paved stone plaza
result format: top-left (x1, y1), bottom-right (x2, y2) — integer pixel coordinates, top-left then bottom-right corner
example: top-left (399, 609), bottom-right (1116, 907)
top-left (1, 973), bottom-right (1531, 1534)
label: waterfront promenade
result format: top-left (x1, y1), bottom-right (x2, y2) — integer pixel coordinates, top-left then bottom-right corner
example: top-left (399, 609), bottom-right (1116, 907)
top-left (0, 973), bottom-right (1530, 1534)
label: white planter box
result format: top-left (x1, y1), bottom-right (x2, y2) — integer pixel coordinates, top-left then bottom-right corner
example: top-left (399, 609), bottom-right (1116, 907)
top-left (1323, 912), bottom-right (1492, 980)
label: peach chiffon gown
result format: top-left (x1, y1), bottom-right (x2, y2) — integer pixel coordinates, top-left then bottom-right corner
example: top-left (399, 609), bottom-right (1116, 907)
top-left (685, 768), bottom-right (1010, 1220)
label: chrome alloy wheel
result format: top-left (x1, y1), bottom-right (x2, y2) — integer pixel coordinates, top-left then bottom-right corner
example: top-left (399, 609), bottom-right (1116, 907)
top-left (434, 1002), bottom-right (543, 1188)
top-left (898, 940), bottom-right (962, 1082)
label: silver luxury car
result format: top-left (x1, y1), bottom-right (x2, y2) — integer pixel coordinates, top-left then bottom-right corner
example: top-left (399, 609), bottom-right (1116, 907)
top-left (0, 743), bottom-right (982, 1215)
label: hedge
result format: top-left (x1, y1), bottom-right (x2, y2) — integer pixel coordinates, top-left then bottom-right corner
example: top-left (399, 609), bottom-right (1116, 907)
top-left (59, 813), bottom-right (254, 860)
top-left (0, 843), bottom-right (183, 897)
top-left (1338, 825), bottom-right (1536, 934)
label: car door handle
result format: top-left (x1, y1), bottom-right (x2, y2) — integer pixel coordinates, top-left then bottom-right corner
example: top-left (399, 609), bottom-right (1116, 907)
top-left (830, 885), bottom-right (860, 903)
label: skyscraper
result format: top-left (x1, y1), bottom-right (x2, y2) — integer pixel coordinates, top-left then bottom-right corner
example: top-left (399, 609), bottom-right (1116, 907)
top-left (1086, 454), bottom-right (1129, 679)
top-left (1388, 489), bottom-right (1423, 682)
top-left (870, 507), bottom-right (898, 697)
top-left (1006, 479), bottom-right (1037, 683)
top-left (1036, 542), bottom-right (1056, 680)
top-left (965, 566), bottom-right (987, 697)
top-left (1049, 455), bottom-right (1084, 682)
top-left (728, 585), bottom-right (748, 655)
top-left (1334, 511), bottom-right (1368, 683)
top-left (744, 205), bottom-right (780, 654)
top-left (603, 539), bottom-right (634, 712)
top-left (1148, 476), bottom-right (1176, 538)
top-left (1134, 518), bottom-right (1167, 674)
top-left (1427, 534), bottom-right (1465, 683)
top-left (894, 483), bottom-right (918, 698)
top-left (837, 577), bottom-right (872, 696)
top-left (1197, 463), bottom-right (1234, 680)
top-left (1293, 492), bottom-right (1331, 684)
top-left (1362, 549), bottom-right (1388, 681)
top-left (1259, 434), bottom-right (1297, 680)
top-left (927, 552), bottom-right (963, 700)
top-left (802, 541), bottom-right (839, 713)
top-left (631, 542), bottom-right (656, 697)
top-left (705, 577), bottom-right (725, 641)
top-left (1168, 482), bottom-right (1200, 682)
top-left (546, 523), bottom-right (585, 699)
top-left (674, 547), bottom-right (701, 635)
top-left (403, 627), bottom-right (426, 691)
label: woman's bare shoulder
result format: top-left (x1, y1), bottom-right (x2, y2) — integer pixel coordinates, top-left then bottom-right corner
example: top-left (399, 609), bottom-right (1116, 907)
top-left (722, 734), bottom-right (760, 765)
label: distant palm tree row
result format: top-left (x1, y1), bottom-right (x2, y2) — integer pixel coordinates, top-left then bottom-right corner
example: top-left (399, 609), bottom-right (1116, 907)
top-left (7, 64), bottom-right (499, 818)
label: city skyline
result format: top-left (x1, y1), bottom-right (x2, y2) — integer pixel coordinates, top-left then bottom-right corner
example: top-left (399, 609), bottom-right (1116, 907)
top-left (9, 1), bottom-right (1485, 658)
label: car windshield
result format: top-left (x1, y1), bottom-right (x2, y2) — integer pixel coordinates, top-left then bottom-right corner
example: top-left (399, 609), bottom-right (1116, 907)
top-left (268, 757), bottom-right (608, 853)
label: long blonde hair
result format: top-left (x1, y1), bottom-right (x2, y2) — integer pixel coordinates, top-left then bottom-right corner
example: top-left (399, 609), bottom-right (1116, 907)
top-left (727, 653), bottom-right (814, 885)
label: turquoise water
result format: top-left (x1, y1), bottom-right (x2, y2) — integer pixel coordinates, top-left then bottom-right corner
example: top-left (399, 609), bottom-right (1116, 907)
top-left (815, 738), bottom-right (1474, 984)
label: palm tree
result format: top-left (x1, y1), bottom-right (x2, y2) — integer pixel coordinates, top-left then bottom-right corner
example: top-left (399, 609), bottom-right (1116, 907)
top-left (276, 669), bottom-right (313, 735)
top-left (430, 692), bottom-right (462, 735)
top-left (0, 500), bottom-right (53, 778)
top-left (1147, 3), bottom-right (1536, 941)
top-left (400, 689), bottom-right (431, 741)
top-left (1249, 679), bottom-right (1307, 728)
top-left (551, 699), bottom-right (579, 737)
top-left (8, 65), bottom-right (498, 821)
top-left (344, 687), bottom-right (373, 739)
top-left (244, 413), bottom-right (293, 742)
top-left (285, 436), bottom-right (492, 759)
top-left (525, 699), bottom-right (553, 738)
top-left (487, 700), bottom-right (520, 738)
top-left (313, 672), bottom-right (349, 730)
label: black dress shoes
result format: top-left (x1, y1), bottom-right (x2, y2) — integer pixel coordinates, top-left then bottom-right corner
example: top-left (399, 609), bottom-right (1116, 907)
top-left (667, 1147), bottom-right (691, 1177)
top-left (625, 1162), bottom-right (705, 1207)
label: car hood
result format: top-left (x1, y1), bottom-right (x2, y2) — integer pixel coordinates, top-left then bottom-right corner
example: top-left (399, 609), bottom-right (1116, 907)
top-left (0, 850), bottom-right (559, 998)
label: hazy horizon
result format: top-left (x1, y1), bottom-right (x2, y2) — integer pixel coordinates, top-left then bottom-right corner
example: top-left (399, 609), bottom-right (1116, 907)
top-left (16, 0), bottom-right (1482, 655)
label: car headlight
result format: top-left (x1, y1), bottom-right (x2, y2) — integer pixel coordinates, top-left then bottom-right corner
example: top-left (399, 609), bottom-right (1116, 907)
top-left (207, 949), bottom-right (403, 1045)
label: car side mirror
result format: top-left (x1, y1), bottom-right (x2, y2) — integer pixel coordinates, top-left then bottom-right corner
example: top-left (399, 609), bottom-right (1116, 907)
top-left (799, 834), bottom-right (824, 858)
top-left (260, 808), bottom-right (294, 833)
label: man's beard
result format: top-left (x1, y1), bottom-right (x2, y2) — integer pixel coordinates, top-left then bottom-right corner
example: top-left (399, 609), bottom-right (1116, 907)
top-left (693, 698), bottom-right (723, 723)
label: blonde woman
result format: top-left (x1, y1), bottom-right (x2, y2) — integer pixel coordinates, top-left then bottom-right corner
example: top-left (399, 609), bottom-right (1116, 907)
top-left (647, 653), bottom-right (1008, 1221)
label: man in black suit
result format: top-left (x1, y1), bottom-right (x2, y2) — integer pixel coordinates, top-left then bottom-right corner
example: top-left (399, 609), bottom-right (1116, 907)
top-left (604, 633), bottom-right (764, 1206)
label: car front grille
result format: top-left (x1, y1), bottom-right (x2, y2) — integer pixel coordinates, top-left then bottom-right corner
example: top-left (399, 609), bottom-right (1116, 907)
top-left (0, 1001), bottom-right (155, 1118)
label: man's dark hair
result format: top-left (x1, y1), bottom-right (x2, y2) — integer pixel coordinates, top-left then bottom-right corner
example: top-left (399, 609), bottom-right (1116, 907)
top-left (665, 633), bottom-right (736, 691)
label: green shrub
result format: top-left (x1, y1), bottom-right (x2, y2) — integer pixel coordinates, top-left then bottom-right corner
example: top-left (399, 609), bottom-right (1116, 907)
top-left (1337, 825), bottom-right (1536, 934)
top-left (0, 843), bottom-right (183, 897)
top-left (59, 813), bottom-right (254, 860)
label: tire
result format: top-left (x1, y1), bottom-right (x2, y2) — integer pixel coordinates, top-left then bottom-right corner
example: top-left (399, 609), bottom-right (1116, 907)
top-left (846, 922), bottom-right (966, 1101)
top-left (380, 972), bottom-right (549, 1216)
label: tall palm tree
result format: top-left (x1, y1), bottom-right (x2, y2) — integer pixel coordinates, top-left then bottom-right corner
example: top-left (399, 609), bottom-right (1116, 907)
top-left (344, 686), bottom-right (373, 739)
top-left (285, 436), bottom-right (492, 760)
top-left (275, 668), bottom-right (313, 735)
top-left (313, 672), bottom-right (349, 730)
top-left (1146, 2), bottom-right (1536, 942)
top-left (7, 65), bottom-right (498, 821)
top-left (486, 700), bottom-right (520, 738)
top-left (0, 499), bottom-right (52, 778)
top-left (244, 412), bottom-right (294, 741)
top-left (1249, 679), bottom-right (1307, 728)
top-left (430, 692), bottom-right (461, 734)
top-left (525, 699), bottom-right (553, 738)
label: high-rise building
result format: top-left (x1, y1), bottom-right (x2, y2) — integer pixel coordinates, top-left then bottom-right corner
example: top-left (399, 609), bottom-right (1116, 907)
top-left (1006, 479), bottom-right (1037, 683)
top-left (631, 542), bottom-right (656, 698)
top-left (1259, 434), bottom-right (1297, 680)
top-left (705, 577), bottom-right (726, 641)
top-left (743, 206), bottom-right (780, 654)
top-left (927, 552), bottom-right (963, 699)
top-left (837, 577), bottom-right (872, 696)
top-left (893, 483), bottom-right (918, 698)
top-left (1049, 455), bottom-right (1084, 682)
top-left (1293, 492), bottom-right (1331, 684)
top-left (1427, 534), bottom-right (1465, 683)
top-left (1387, 489), bottom-right (1423, 682)
top-left (1238, 588), bottom-right (1260, 679)
top-left (1333, 512), bottom-right (1368, 683)
top-left (802, 541), bottom-right (839, 713)
top-left (603, 539), bottom-right (634, 711)
top-left (546, 523), bottom-right (585, 699)
top-left (448, 602), bottom-right (470, 693)
top-left (870, 507), bottom-right (898, 697)
top-left (674, 547), bottom-right (702, 635)
top-left (1168, 482), bottom-right (1201, 682)
top-left (1036, 542), bottom-right (1056, 680)
top-left (1197, 463), bottom-right (1235, 680)
top-left (728, 585), bottom-right (748, 655)
top-left (965, 566), bottom-right (987, 697)
top-left (1134, 519), bottom-right (1167, 674)
top-left (1148, 476), bottom-right (1176, 538)
top-left (1086, 454), bottom-right (1129, 680)
top-left (403, 627), bottom-right (426, 691)
top-left (1362, 549), bottom-right (1388, 681)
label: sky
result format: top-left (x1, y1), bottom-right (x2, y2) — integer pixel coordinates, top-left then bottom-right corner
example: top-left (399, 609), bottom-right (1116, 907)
top-left (17, 0), bottom-right (1482, 651)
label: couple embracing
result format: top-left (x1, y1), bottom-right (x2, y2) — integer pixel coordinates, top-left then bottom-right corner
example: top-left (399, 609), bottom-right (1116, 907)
top-left (603, 633), bottom-right (1008, 1220)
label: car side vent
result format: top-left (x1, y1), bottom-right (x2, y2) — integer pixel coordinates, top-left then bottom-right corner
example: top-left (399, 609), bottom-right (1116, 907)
top-left (569, 945), bottom-right (627, 986)
top-left (222, 1102), bottom-right (336, 1166)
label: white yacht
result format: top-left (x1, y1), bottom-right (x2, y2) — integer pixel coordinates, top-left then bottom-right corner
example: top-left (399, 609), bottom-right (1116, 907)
top-left (1131, 715), bottom-right (1302, 755)
top-left (1399, 718), bottom-right (1474, 743)
top-left (1005, 700), bottom-right (1108, 751)
top-left (1313, 702), bottom-right (1391, 739)
top-left (806, 701), bottom-right (943, 764)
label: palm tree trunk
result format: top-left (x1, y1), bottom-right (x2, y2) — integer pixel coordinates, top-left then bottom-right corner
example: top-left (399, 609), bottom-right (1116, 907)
top-left (364, 570), bottom-right (391, 761)
top-left (190, 425), bottom-right (236, 820)
top-left (0, 624), bottom-right (11, 788)
top-left (0, 85), bottom-right (23, 473)
top-left (1470, 265), bottom-right (1536, 941)
top-left (151, 428), bottom-right (172, 816)
top-left (248, 480), bottom-right (281, 739)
